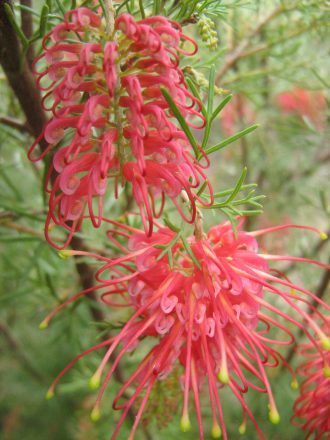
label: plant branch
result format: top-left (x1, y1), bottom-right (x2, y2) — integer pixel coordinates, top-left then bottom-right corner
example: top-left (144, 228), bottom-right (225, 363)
top-left (0, 115), bottom-right (32, 133)
top-left (0, 1), bottom-right (47, 144)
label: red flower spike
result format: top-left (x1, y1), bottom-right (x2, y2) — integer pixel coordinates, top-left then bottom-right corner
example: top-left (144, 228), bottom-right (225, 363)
top-left (29, 8), bottom-right (210, 248)
top-left (42, 219), bottom-right (330, 439)
top-left (292, 320), bottom-right (330, 440)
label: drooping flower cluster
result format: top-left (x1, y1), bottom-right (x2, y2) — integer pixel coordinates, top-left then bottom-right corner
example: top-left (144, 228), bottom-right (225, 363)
top-left (42, 219), bottom-right (330, 440)
top-left (292, 322), bottom-right (330, 439)
top-left (30, 8), bottom-right (213, 247)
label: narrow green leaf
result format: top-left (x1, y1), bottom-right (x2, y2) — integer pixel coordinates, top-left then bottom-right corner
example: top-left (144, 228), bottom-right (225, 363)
top-left (196, 180), bottom-right (209, 197)
top-left (224, 167), bottom-right (247, 204)
top-left (207, 65), bottom-right (216, 117)
top-left (202, 124), bottom-right (259, 158)
top-left (156, 232), bottom-right (182, 262)
top-left (239, 209), bottom-right (263, 216)
top-left (167, 249), bottom-right (174, 268)
top-left (213, 184), bottom-right (257, 199)
top-left (211, 94), bottom-right (233, 121)
top-left (186, 78), bottom-right (208, 118)
top-left (54, 0), bottom-right (66, 15)
top-left (181, 236), bottom-right (201, 270)
top-left (4, 3), bottom-right (29, 48)
top-left (38, 5), bottom-right (49, 37)
top-left (203, 167), bottom-right (247, 209)
top-left (161, 87), bottom-right (199, 157)
top-left (15, 4), bottom-right (40, 17)
top-left (164, 216), bottom-right (181, 232)
top-left (138, 0), bottom-right (146, 18)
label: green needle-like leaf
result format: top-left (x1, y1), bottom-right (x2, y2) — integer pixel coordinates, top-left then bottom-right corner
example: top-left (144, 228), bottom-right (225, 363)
top-left (207, 65), bottom-right (216, 117)
top-left (181, 236), bottom-right (201, 270)
top-left (156, 232), bottom-right (182, 262)
top-left (203, 167), bottom-right (247, 209)
top-left (161, 87), bottom-right (200, 158)
top-left (201, 124), bottom-right (259, 158)
top-left (211, 94), bottom-right (233, 121)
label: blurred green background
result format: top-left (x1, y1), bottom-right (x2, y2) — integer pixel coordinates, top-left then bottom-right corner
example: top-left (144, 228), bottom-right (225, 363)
top-left (0, 1), bottom-right (329, 439)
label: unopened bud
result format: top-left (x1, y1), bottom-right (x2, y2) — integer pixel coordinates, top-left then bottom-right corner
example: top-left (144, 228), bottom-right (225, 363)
top-left (211, 423), bottom-right (222, 438)
top-left (46, 389), bottom-right (55, 400)
top-left (218, 368), bottom-right (229, 384)
top-left (58, 250), bottom-right (73, 260)
top-left (291, 380), bottom-right (299, 390)
top-left (180, 414), bottom-right (191, 432)
top-left (269, 409), bottom-right (280, 425)
top-left (90, 407), bottom-right (101, 422)
top-left (39, 319), bottom-right (49, 330)
top-left (323, 366), bottom-right (330, 377)
top-left (88, 374), bottom-right (101, 390)
top-left (238, 423), bottom-right (246, 435)
top-left (320, 337), bottom-right (330, 351)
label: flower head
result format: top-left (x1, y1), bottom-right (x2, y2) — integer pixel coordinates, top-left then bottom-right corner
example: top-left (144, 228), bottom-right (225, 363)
top-left (292, 320), bottom-right (330, 439)
top-left (42, 218), bottom-right (330, 439)
top-left (30, 8), bottom-right (212, 248)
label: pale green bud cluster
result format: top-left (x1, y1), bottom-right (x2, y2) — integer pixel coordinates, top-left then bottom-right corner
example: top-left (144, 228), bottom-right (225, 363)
top-left (197, 15), bottom-right (219, 50)
top-left (185, 67), bottom-right (226, 95)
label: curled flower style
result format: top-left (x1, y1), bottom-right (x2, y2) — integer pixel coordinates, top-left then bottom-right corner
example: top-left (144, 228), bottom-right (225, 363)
top-left (292, 321), bottom-right (330, 440)
top-left (41, 219), bottom-right (330, 439)
top-left (29, 7), bottom-right (211, 247)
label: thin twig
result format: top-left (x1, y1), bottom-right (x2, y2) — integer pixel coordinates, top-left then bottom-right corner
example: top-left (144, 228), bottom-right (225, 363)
top-left (216, 5), bottom-right (285, 83)
top-left (0, 116), bottom-right (32, 134)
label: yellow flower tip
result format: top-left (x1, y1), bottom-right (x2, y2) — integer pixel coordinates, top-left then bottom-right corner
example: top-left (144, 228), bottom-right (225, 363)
top-left (90, 407), bottom-right (101, 423)
top-left (88, 374), bottom-right (101, 390)
top-left (320, 232), bottom-right (328, 241)
top-left (323, 366), bottom-right (330, 377)
top-left (238, 423), bottom-right (246, 435)
top-left (320, 338), bottom-right (330, 351)
top-left (211, 424), bottom-right (222, 438)
top-left (39, 319), bottom-right (49, 330)
top-left (291, 380), bottom-right (299, 391)
top-left (180, 415), bottom-right (191, 433)
top-left (45, 389), bottom-right (55, 400)
top-left (290, 288), bottom-right (296, 296)
top-left (58, 250), bottom-right (73, 260)
top-left (218, 369), bottom-right (229, 384)
top-left (269, 410), bottom-right (280, 425)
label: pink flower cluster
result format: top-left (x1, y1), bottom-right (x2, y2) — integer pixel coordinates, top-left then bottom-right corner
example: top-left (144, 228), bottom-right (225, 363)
top-left (276, 88), bottom-right (327, 130)
top-left (293, 325), bottom-right (330, 439)
top-left (42, 219), bottom-right (330, 440)
top-left (29, 6), bottom-right (330, 440)
top-left (30, 8), bottom-right (212, 248)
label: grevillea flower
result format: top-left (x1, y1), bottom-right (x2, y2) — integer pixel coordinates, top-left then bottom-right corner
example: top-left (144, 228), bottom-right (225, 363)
top-left (41, 218), bottom-right (330, 440)
top-left (276, 88), bottom-right (327, 130)
top-left (29, 7), bottom-right (212, 247)
top-left (292, 320), bottom-right (330, 439)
